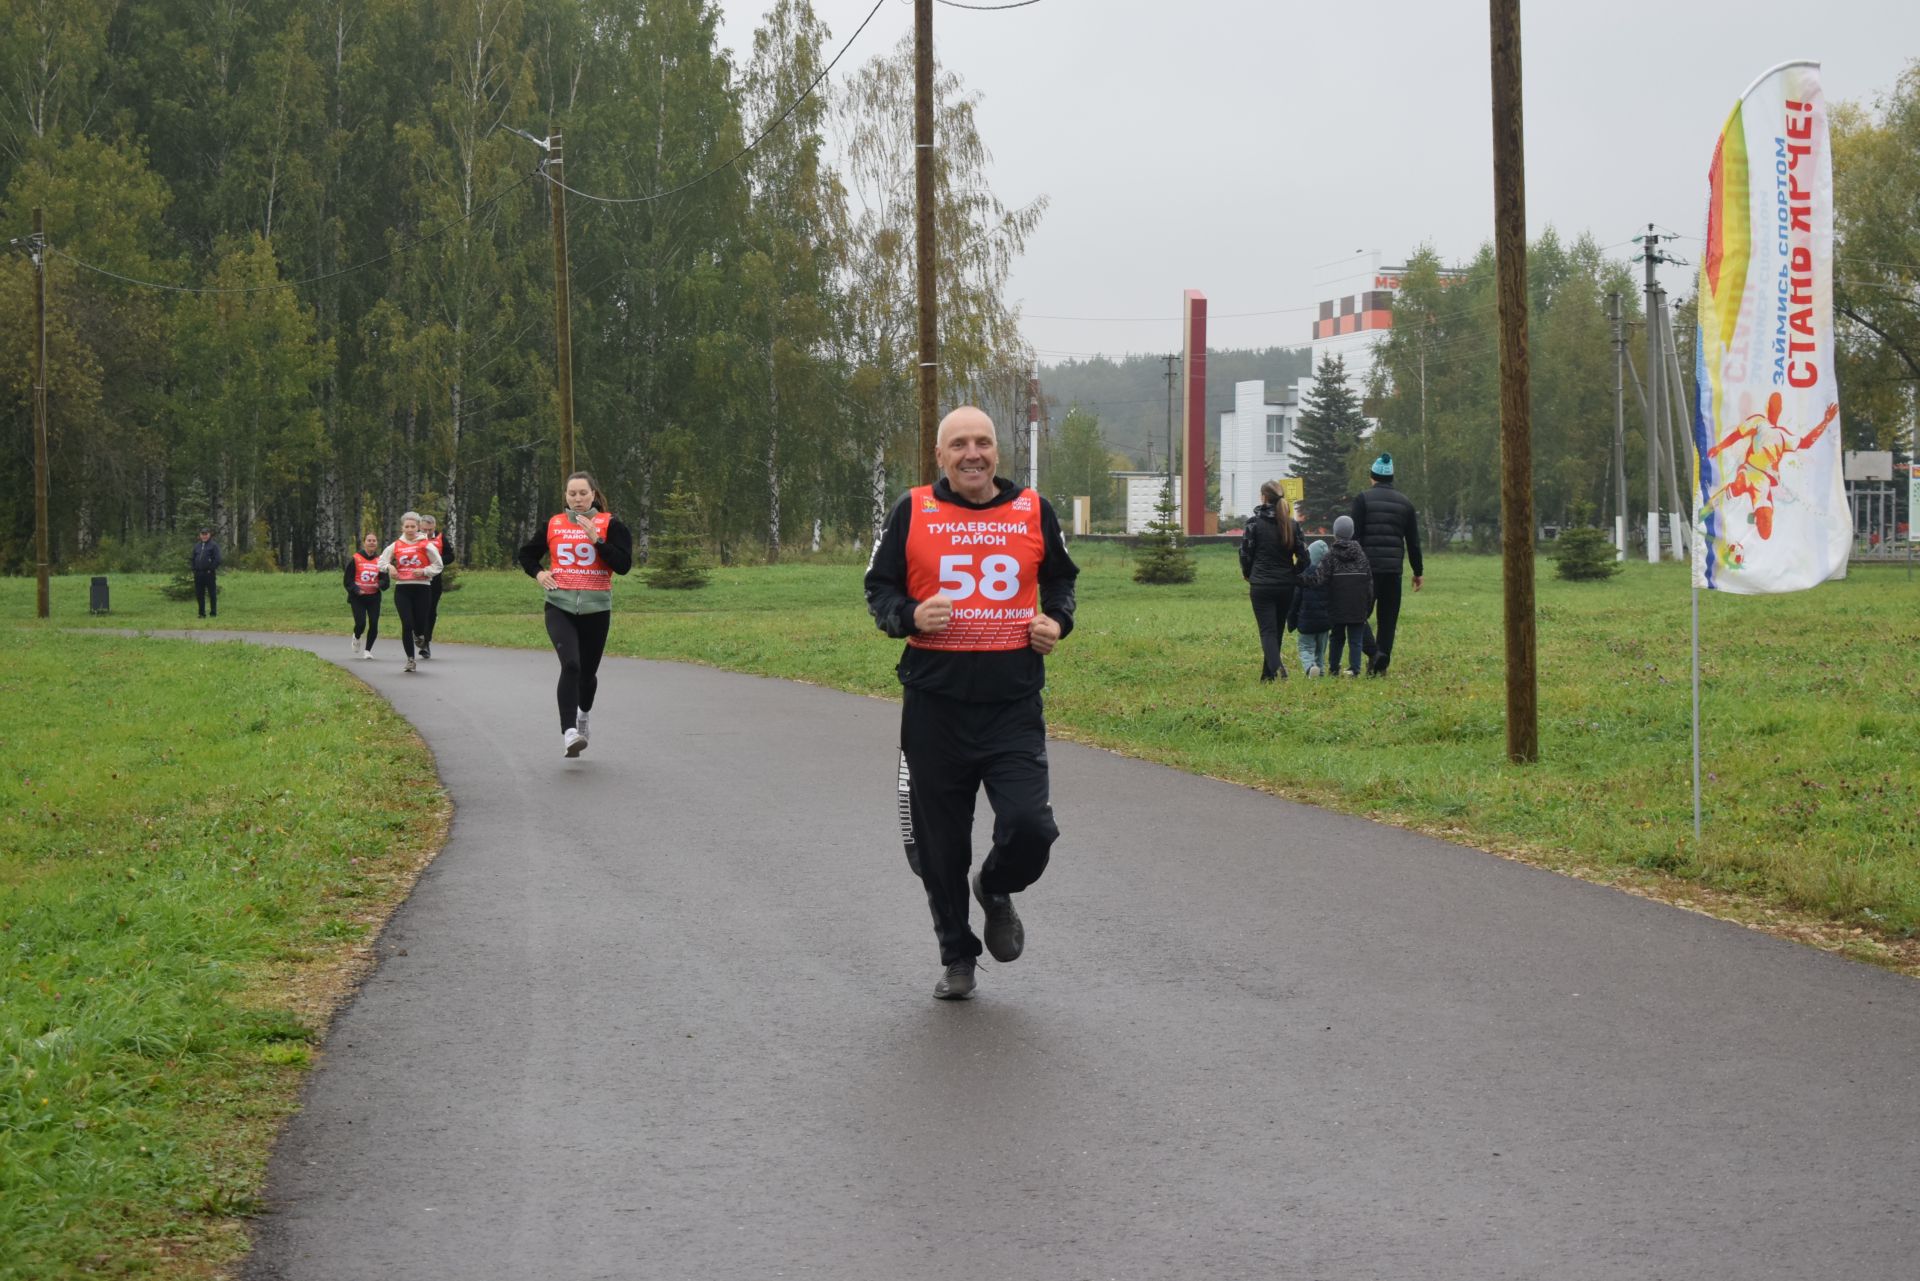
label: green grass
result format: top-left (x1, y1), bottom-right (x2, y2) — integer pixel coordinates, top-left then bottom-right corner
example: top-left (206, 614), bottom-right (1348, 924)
top-left (8, 546), bottom-right (1920, 941)
top-left (0, 631), bottom-right (443, 1279)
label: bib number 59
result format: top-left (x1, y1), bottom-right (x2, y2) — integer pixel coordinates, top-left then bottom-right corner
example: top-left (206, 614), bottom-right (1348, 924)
top-left (555, 541), bottom-right (598, 568)
top-left (938, 553), bottom-right (1020, 601)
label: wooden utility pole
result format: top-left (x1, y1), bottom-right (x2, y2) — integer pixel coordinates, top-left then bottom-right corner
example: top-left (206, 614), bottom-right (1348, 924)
top-left (547, 132), bottom-right (576, 481)
top-left (914, 0), bottom-right (938, 484)
top-left (1488, 0), bottom-right (1537, 763)
top-left (1610, 290), bottom-right (1628, 559)
top-left (1641, 226), bottom-right (1665, 561)
top-left (32, 207), bottom-right (49, 619)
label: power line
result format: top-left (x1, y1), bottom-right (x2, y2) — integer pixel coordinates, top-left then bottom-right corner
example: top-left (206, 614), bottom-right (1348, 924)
top-left (548, 0), bottom-right (888, 207)
top-left (934, 0), bottom-right (1046, 8)
top-left (47, 173), bottom-right (538, 295)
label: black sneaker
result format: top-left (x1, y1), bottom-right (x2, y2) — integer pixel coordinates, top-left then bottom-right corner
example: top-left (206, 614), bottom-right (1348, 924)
top-left (419, 639), bottom-right (431, 660)
top-left (933, 959), bottom-right (977, 1000)
top-left (972, 872), bottom-right (1024, 963)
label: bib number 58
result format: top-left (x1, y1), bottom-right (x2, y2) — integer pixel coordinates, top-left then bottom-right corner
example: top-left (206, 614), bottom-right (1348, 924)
top-left (938, 553), bottom-right (1020, 601)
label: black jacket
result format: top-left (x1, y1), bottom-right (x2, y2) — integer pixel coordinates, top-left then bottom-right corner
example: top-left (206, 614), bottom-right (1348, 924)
top-left (516, 515), bottom-right (636, 578)
top-left (1351, 482), bottom-right (1423, 577)
top-left (864, 476), bottom-right (1079, 702)
top-left (1299, 537), bottom-right (1374, 625)
top-left (190, 539), bottom-right (222, 574)
top-left (1288, 572), bottom-right (1332, 634)
top-left (1238, 505), bottom-right (1310, 588)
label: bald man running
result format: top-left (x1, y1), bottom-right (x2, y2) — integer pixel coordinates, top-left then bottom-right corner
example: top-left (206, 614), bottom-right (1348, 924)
top-left (865, 406), bottom-right (1080, 1001)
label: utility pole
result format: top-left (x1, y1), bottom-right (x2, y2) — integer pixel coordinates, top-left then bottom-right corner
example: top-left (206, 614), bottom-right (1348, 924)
top-left (1026, 371), bottom-right (1039, 492)
top-left (1489, 0), bottom-right (1537, 764)
top-left (1655, 288), bottom-right (1691, 558)
top-left (1639, 225), bottom-right (1678, 562)
top-left (914, 0), bottom-right (938, 485)
top-left (548, 132), bottom-right (575, 481)
top-left (31, 208), bottom-right (49, 619)
top-left (1610, 290), bottom-right (1628, 560)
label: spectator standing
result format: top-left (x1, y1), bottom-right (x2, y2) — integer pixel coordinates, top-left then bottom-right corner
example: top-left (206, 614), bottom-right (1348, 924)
top-left (190, 526), bottom-right (222, 618)
top-left (1287, 539), bottom-right (1333, 677)
top-left (1238, 481), bottom-right (1310, 681)
top-left (1350, 453), bottom-right (1424, 676)
top-left (1300, 515), bottom-right (1374, 677)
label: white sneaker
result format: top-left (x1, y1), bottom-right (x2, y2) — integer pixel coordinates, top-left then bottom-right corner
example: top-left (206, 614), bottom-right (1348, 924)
top-left (350, 636), bottom-right (360, 655)
top-left (563, 728), bottom-right (588, 758)
top-left (361, 648), bottom-right (375, 661)
top-left (575, 710), bottom-right (591, 742)
top-left (1305, 664), bottom-right (1321, 678)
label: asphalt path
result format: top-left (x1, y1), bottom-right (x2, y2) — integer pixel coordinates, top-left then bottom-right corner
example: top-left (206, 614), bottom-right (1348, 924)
top-left (173, 631), bottom-right (1919, 1280)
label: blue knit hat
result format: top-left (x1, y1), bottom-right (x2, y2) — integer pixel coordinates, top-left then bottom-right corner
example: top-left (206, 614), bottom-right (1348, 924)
top-left (1308, 539), bottom-right (1328, 565)
top-left (1371, 453), bottom-right (1394, 478)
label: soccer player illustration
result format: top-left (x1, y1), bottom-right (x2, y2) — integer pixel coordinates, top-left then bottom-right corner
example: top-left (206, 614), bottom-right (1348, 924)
top-left (1702, 392), bottom-right (1838, 542)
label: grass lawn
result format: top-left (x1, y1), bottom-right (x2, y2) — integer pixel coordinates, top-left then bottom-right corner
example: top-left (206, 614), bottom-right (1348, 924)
top-left (7, 545), bottom-right (1918, 962)
top-left (0, 631), bottom-right (444, 1279)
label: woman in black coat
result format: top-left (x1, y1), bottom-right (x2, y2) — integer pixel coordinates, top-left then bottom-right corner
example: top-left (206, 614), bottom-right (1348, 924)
top-left (1238, 481), bottom-right (1311, 681)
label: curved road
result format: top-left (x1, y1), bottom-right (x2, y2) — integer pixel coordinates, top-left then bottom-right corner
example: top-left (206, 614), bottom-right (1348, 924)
top-left (193, 633), bottom-right (1918, 1280)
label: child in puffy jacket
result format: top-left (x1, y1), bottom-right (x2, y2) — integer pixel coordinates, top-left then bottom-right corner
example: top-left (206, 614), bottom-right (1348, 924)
top-left (1299, 515), bottom-right (1374, 676)
top-left (1288, 540), bottom-right (1333, 676)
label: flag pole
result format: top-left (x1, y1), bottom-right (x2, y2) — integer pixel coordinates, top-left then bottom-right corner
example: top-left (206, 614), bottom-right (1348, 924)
top-left (1691, 577), bottom-right (1702, 843)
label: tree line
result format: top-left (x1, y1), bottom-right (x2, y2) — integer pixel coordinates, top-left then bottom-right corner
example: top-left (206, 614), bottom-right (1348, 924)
top-left (0, 0), bottom-right (1043, 573)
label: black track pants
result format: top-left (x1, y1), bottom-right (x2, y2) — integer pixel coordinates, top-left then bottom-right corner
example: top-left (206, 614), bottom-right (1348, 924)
top-left (194, 571), bottom-right (218, 616)
top-left (1371, 571), bottom-right (1404, 672)
top-left (350, 594), bottom-right (381, 650)
top-left (544, 604), bottom-right (611, 731)
top-left (900, 687), bottom-right (1059, 965)
top-left (393, 588), bottom-right (430, 658)
top-left (1248, 584), bottom-right (1294, 680)
top-left (425, 576), bottom-right (444, 641)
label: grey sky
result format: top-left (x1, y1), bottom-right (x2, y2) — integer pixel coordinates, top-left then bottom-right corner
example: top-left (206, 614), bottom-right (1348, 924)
top-left (711, 0), bottom-right (1918, 360)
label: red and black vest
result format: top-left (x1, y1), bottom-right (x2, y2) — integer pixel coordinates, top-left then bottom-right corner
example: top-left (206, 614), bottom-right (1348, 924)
top-left (351, 553), bottom-right (382, 595)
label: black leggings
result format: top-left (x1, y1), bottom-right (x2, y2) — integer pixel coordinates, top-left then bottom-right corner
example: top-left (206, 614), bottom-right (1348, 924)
top-left (425, 577), bottom-right (444, 642)
top-left (393, 588), bottom-right (430, 657)
top-left (1248, 584), bottom-right (1294, 680)
top-left (350, 594), bottom-right (381, 650)
top-left (545, 604), bottom-right (611, 731)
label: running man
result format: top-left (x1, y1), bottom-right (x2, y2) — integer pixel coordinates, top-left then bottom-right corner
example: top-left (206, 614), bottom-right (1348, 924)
top-left (419, 514), bottom-right (452, 659)
top-left (517, 471), bottom-right (634, 758)
top-left (864, 406), bottom-right (1079, 1001)
top-left (1705, 394), bottom-right (1838, 541)
top-left (345, 532), bottom-right (389, 660)
top-left (375, 512), bottom-right (442, 674)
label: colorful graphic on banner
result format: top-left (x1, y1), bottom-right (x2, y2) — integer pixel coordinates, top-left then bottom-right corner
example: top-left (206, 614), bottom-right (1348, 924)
top-left (1692, 61), bottom-right (1851, 593)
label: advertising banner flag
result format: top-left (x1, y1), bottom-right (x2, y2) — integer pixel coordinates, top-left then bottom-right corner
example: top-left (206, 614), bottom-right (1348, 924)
top-left (1692, 61), bottom-right (1850, 593)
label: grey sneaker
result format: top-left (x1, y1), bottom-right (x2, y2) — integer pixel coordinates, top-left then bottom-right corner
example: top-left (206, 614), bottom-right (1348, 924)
top-left (933, 959), bottom-right (977, 1000)
top-left (972, 872), bottom-right (1025, 963)
top-left (575, 709), bottom-right (590, 742)
top-left (404, 655), bottom-right (417, 673)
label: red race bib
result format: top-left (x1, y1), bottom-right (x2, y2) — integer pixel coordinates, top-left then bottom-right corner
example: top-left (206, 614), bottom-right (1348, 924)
top-left (352, 553), bottom-right (382, 595)
top-left (546, 511), bottom-right (613, 591)
top-left (905, 486), bottom-right (1044, 652)
top-left (391, 539), bottom-right (430, 582)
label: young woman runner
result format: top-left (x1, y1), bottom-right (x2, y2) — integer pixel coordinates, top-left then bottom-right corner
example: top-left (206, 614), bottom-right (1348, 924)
top-left (419, 513), bottom-right (451, 659)
top-left (344, 532), bottom-right (389, 659)
top-left (376, 512), bottom-right (443, 673)
top-left (516, 472), bottom-right (633, 757)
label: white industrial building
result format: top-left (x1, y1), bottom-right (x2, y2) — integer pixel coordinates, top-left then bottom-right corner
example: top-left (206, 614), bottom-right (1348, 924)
top-left (1218, 381), bottom-right (1302, 521)
top-left (1115, 472), bottom-right (1181, 535)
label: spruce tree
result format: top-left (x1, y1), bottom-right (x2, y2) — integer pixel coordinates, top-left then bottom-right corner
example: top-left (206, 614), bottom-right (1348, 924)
top-left (644, 483), bottom-right (712, 590)
top-left (1132, 483), bottom-right (1195, 585)
top-left (1291, 354), bottom-right (1367, 526)
top-left (1553, 526), bottom-right (1622, 581)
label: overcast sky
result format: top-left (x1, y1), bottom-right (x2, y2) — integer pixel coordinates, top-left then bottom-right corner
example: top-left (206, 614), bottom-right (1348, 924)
top-left (710, 0), bottom-right (1919, 360)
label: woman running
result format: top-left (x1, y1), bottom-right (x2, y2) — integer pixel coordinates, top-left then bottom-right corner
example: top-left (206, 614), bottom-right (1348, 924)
top-left (376, 511), bottom-right (443, 673)
top-left (517, 472), bottom-right (634, 757)
top-left (344, 531), bottom-right (389, 660)
top-left (419, 513), bottom-right (451, 659)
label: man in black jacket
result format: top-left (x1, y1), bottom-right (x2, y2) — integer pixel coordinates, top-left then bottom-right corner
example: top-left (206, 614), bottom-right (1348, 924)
top-left (190, 527), bottom-right (222, 618)
top-left (1350, 454), bottom-right (1423, 675)
top-left (865, 406), bottom-right (1079, 1001)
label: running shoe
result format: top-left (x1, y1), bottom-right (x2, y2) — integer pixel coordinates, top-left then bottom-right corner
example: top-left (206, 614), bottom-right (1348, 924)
top-left (972, 872), bottom-right (1025, 963)
top-left (563, 728), bottom-right (587, 758)
top-left (361, 649), bottom-right (375, 661)
top-left (420, 640), bottom-right (432, 660)
top-left (404, 656), bottom-right (417, 673)
top-left (575, 709), bottom-right (590, 742)
top-left (933, 958), bottom-right (976, 1000)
